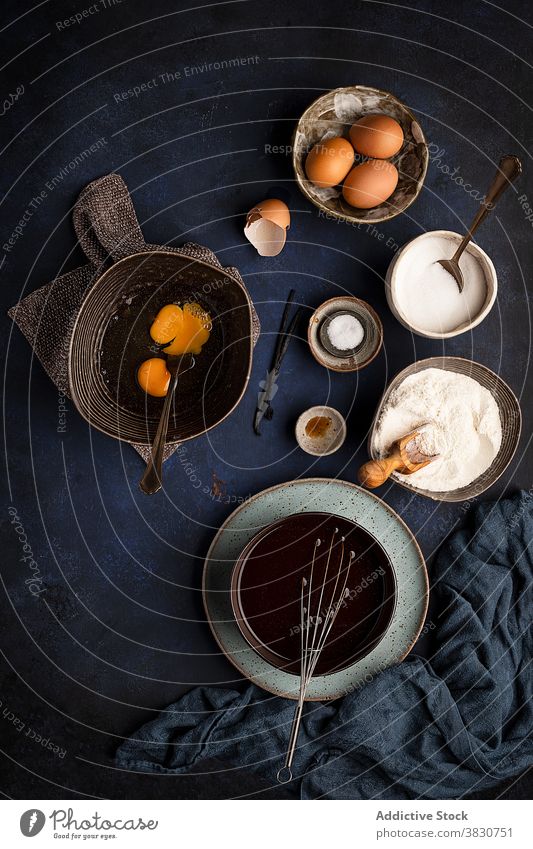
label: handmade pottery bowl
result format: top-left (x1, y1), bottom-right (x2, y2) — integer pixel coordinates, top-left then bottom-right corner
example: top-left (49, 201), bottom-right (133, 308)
top-left (295, 406), bottom-right (346, 456)
top-left (385, 230), bottom-right (498, 339)
top-left (204, 478), bottom-right (428, 700)
top-left (368, 357), bottom-right (521, 502)
top-left (230, 511), bottom-right (397, 675)
top-left (292, 85), bottom-right (428, 224)
top-left (308, 296), bottom-right (383, 372)
top-left (69, 251), bottom-right (253, 444)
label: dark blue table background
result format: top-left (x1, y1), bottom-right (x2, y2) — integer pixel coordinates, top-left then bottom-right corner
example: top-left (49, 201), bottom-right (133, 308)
top-left (1, 0), bottom-right (531, 799)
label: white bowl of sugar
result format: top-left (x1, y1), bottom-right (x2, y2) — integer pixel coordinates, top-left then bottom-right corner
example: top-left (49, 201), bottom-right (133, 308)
top-left (385, 230), bottom-right (497, 338)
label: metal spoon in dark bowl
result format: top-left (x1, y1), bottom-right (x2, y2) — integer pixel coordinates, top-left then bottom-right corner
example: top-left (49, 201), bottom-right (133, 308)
top-left (139, 353), bottom-right (195, 494)
top-left (437, 154), bottom-right (522, 293)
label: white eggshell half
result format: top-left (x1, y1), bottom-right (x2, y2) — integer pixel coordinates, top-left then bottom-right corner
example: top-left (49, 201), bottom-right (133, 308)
top-left (244, 217), bottom-right (287, 257)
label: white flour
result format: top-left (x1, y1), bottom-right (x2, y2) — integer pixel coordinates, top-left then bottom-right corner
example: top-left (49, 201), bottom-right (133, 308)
top-left (372, 368), bottom-right (502, 491)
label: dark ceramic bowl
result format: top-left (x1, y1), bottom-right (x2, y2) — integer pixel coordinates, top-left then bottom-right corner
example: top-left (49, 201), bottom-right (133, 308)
top-left (69, 251), bottom-right (253, 444)
top-left (230, 511), bottom-right (397, 675)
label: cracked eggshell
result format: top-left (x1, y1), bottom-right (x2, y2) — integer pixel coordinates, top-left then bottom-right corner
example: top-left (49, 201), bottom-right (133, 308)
top-left (244, 198), bottom-right (290, 257)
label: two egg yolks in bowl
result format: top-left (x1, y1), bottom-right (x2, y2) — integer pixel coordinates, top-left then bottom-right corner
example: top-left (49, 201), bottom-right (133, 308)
top-left (137, 303), bottom-right (212, 397)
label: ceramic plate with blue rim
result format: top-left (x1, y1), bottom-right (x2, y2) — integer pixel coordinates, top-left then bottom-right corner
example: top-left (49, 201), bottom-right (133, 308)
top-left (203, 478), bottom-right (429, 701)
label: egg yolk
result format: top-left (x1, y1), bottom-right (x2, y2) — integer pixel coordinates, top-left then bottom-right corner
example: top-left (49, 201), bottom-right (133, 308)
top-left (150, 302), bottom-right (211, 355)
top-left (137, 357), bottom-right (171, 397)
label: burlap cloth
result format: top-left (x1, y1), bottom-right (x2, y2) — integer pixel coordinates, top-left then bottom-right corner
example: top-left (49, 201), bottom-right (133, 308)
top-left (8, 173), bottom-right (260, 463)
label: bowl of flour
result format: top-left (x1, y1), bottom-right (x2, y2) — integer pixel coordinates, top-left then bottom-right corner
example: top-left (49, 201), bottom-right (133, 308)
top-left (385, 230), bottom-right (497, 338)
top-left (369, 358), bottom-right (521, 501)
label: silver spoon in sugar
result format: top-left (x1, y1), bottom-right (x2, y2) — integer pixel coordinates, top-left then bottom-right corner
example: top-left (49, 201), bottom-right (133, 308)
top-left (437, 155), bottom-right (521, 293)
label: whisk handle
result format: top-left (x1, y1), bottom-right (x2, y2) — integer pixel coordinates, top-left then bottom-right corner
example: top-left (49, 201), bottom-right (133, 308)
top-left (358, 450), bottom-right (403, 488)
top-left (277, 698), bottom-right (305, 783)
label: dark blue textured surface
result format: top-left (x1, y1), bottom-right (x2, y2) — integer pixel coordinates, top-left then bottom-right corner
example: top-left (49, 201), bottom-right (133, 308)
top-left (1, 0), bottom-right (531, 799)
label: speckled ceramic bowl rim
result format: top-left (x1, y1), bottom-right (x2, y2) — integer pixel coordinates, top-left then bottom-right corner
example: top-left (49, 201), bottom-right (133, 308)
top-left (202, 477), bottom-right (429, 701)
top-left (367, 357), bottom-right (522, 502)
top-left (308, 296), bottom-right (383, 372)
top-left (295, 405), bottom-right (347, 455)
top-left (386, 230), bottom-right (498, 339)
top-left (292, 85), bottom-right (429, 224)
top-left (68, 250), bottom-right (254, 445)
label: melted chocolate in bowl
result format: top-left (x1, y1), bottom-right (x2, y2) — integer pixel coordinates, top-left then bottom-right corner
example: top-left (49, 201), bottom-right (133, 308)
top-left (231, 512), bottom-right (396, 675)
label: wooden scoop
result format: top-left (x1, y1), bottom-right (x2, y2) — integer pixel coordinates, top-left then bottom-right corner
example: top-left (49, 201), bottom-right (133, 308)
top-left (358, 426), bottom-right (440, 489)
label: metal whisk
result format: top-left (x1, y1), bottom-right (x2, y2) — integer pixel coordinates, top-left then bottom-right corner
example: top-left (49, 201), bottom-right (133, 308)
top-left (277, 528), bottom-right (355, 783)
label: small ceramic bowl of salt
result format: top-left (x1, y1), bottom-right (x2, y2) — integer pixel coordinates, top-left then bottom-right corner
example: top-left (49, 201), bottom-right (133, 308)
top-left (308, 296), bottom-right (383, 372)
top-left (385, 230), bottom-right (497, 339)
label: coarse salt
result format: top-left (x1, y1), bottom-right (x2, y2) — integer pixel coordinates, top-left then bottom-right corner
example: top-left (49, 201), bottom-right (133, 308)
top-left (327, 314), bottom-right (364, 350)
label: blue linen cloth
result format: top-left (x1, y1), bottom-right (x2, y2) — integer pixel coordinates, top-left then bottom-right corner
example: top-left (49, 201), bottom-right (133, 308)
top-left (116, 492), bottom-right (533, 798)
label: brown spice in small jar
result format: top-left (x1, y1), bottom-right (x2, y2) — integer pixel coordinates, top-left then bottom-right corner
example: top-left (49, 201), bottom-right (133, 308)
top-left (305, 415), bottom-right (332, 439)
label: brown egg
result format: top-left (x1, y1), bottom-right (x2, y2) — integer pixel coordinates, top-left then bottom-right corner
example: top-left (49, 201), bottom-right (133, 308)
top-left (349, 115), bottom-right (404, 159)
top-left (305, 137), bottom-right (355, 187)
top-left (342, 160), bottom-right (399, 209)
